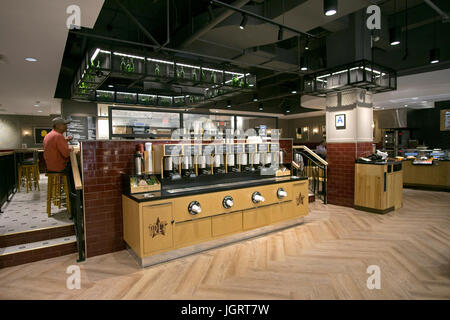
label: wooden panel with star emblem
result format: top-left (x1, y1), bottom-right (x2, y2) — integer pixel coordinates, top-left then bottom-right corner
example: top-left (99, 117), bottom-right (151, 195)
top-left (142, 202), bottom-right (174, 255)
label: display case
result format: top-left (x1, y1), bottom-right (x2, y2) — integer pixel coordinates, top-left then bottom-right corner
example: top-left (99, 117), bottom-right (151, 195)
top-left (109, 107), bottom-right (180, 139)
top-left (122, 172), bottom-right (161, 195)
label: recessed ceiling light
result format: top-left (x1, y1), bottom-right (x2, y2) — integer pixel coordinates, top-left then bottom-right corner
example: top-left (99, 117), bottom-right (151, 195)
top-left (108, 85), bottom-right (114, 88)
top-left (37, 110), bottom-right (42, 113)
top-left (34, 104), bottom-right (39, 107)
top-left (291, 90), bottom-right (297, 94)
top-left (25, 57), bottom-right (38, 62)
top-left (404, 104), bottom-right (408, 107)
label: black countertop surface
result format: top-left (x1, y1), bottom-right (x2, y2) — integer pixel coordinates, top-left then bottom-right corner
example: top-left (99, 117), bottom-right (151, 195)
top-left (125, 174), bottom-right (307, 203)
top-left (355, 159), bottom-right (401, 165)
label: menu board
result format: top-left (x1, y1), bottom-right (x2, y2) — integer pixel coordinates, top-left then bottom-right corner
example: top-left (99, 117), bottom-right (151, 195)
top-left (245, 144), bottom-right (257, 153)
top-left (164, 144), bottom-right (182, 156)
top-left (258, 144), bottom-right (268, 152)
top-left (233, 144), bottom-right (244, 153)
top-left (183, 144), bottom-right (201, 156)
top-left (270, 144), bottom-right (279, 152)
top-left (215, 144), bottom-right (225, 154)
top-left (66, 116), bottom-right (96, 145)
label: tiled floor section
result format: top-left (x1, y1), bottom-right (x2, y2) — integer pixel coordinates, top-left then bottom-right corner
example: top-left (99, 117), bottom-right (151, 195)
top-left (0, 175), bottom-right (73, 236)
top-left (0, 236), bottom-right (76, 255)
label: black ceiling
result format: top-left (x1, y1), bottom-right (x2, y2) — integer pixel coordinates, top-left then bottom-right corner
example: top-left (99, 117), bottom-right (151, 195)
top-left (55, 0), bottom-right (450, 114)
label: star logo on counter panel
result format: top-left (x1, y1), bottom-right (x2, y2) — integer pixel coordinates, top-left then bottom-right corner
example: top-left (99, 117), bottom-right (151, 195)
top-left (149, 217), bottom-right (168, 238)
top-left (296, 192), bottom-right (305, 206)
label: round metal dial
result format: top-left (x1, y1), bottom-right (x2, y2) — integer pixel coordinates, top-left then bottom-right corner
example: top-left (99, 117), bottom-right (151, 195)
top-left (188, 201), bottom-right (201, 215)
top-left (252, 191), bottom-right (265, 203)
top-left (277, 188), bottom-right (287, 199)
top-left (223, 196), bottom-right (234, 209)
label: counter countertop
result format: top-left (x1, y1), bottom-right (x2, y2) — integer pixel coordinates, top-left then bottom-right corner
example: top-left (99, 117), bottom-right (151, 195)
top-left (355, 159), bottom-right (402, 165)
top-left (0, 151), bottom-right (14, 157)
top-left (125, 175), bottom-right (307, 203)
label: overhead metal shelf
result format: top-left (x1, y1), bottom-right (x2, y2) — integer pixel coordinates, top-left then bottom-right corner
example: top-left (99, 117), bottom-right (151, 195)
top-left (71, 47), bottom-right (257, 107)
top-left (303, 60), bottom-right (397, 97)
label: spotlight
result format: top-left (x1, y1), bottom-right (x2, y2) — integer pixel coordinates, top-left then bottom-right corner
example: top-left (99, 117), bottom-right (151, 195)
top-left (259, 103), bottom-right (263, 111)
top-left (278, 27), bottom-right (283, 41)
top-left (305, 38), bottom-right (310, 50)
top-left (324, 0), bottom-right (337, 16)
top-left (300, 56), bottom-right (307, 71)
top-left (239, 14), bottom-right (247, 30)
top-left (253, 94), bottom-right (258, 102)
top-left (227, 100), bottom-right (231, 108)
top-left (429, 48), bottom-right (440, 64)
top-left (389, 27), bottom-right (401, 46)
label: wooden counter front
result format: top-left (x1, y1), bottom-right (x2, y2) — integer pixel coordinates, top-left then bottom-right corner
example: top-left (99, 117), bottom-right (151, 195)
top-left (402, 160), bottom-right (449, 190)
top-left (122, 179), bottom-right (308, 266)
top-left (354, 162), bottom-right (403, 214)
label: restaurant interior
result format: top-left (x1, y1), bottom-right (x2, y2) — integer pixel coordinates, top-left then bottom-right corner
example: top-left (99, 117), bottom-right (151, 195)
top-left (0, 0), bottom-right (449, 300)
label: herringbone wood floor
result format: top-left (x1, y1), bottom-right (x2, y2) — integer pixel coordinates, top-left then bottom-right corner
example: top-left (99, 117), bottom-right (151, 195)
top-left (0, 188), bottom-right (449, 300)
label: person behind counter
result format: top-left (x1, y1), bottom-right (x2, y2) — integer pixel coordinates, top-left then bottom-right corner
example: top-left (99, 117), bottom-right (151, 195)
top-left (43, 117), bottom-right (73, 173)
top-left (316, 140), bottom-right (327, 160)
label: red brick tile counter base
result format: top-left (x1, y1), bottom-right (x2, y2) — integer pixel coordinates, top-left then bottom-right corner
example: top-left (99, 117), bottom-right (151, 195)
top-left (327, 142), bottom-right (373, 207)
top-left (81, 139), bottom-right (293, 258)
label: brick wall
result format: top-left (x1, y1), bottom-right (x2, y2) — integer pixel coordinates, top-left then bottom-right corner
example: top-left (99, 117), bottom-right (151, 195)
top-left (327, 142), bottom-right (373, 207)
top-left (82, 139), bottom-right (293, 258)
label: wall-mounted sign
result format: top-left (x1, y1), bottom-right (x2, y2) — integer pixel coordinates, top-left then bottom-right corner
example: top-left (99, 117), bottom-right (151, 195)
top-left (34, 127), bottom-right (52, 144)
top-left (335, 114), bottom-right (346, 130)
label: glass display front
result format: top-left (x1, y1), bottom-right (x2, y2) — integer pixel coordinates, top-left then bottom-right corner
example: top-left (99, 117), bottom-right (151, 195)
top-left (183, 114), bottom-right (234, 135)
top-left (111, 108), bottom-right (180, 137)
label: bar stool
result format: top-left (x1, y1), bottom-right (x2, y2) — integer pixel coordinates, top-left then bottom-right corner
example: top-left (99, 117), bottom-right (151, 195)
top-left (17, 151), bottom-right (40, 192)
top-left (46, 173), bottom-right (71, 218)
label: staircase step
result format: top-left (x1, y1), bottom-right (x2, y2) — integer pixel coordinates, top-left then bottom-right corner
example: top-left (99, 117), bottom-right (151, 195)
top-left (0, 236), bottom-right (77, 269)
top-left (0, 225), bottom-right (75, 248)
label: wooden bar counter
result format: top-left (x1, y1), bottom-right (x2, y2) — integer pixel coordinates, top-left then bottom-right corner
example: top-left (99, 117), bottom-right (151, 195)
top-left (122, 175), bottom-right (308, 267)
top-left (402, 160), bottom-right (450, 190)
top-left (354, 161), bottom-right (403, 214)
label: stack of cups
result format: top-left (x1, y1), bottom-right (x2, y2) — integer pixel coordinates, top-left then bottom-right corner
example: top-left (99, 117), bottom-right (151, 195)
top-left (145, 142), bottom-right (152, 173)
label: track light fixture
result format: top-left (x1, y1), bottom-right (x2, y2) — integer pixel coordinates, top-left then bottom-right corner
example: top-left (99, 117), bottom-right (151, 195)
top-left (429, 48), bottom-right (440, 64)
top-left (258, 103), bottom-right (263, 111)
top-left (324, 0), bottom-right (337, 16)
top-left (227, 100), bottom-right (231, 108)
top-left (253, 94), bottom-right (258, 102)
top-left (278, 27), bottom-right (283, 41)
top-left (305, 38), bottom-right (310, 50)
top-left (389, 27), bottom-right (401, 46)
top-left (239, 14), bottom-right (248, 30)
top-left (300, 56), bottom-right (307, 71)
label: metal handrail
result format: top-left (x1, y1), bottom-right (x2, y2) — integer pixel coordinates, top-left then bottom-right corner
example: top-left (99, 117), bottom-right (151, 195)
top-left (293, 145), bottom-right (328, 166)
top-left (292, 146), bottom-right (327, 204)
top-left (69, 150), bottom-right (85, 262)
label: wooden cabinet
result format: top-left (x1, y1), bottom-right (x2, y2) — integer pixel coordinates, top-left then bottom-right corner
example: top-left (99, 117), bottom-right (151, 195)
top-left (354, 162), bottom-right (403, 214)
top-left (173, 218), bottom-right (212, 247)
top-left (291, 181), bottom-right (309, 217)
top-left (122, 179), bottom-right (309, 262)
top-left (212, 211), bottom-right (243, 237)
top-left (403, 160), bottom-right (449, 190)
top-left (142, 203), bottom-right (173, 255)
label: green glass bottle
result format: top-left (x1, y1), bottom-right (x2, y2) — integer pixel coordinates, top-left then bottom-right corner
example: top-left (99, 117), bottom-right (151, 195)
top-left (180, 66), bottom-right (185, 79)
top-left (126, 59), bottom-right (131, 72)
top-left (120, 57), bottom-right (126, 72)
top-left (211, 71), bottom-right (215, 84)
top-left (96, 59), bottom-right (101, 69)
top-left (201, 69), bottom-right (205, 82)
top-left (130, 58), bottom-right (135, 72)
top-left (155, 64), bottom-right (160, 77)
top-left (192, 70), bottom-right (197, 81)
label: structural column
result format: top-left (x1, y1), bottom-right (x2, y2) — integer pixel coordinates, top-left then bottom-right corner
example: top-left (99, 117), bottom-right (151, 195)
top-left (326, 88), bottom-right (374, 207)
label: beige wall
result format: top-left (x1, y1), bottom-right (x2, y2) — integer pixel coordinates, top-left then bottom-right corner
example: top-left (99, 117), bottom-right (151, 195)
top-left (286, 116), bottom-right (326, 144)
top-left (0, 115), bottom-right (53, 149)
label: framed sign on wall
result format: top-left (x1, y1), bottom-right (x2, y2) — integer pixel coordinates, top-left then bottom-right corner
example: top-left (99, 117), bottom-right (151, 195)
top-left (34, 127), bottom-right (52, 144)
top-left (335, 114), bottom-right (346, 130)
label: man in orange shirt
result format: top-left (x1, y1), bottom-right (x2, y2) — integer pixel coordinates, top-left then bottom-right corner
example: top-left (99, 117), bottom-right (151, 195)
top-left (43, 117), bottom-right (73, 172)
